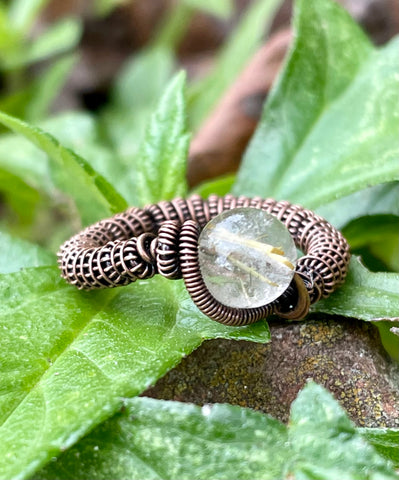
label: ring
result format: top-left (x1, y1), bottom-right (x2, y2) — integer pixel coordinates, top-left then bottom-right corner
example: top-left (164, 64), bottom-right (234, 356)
top-left (57, 194), bottom-right (350, 326)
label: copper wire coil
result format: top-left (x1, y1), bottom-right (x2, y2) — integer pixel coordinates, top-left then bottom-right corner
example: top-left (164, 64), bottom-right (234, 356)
top-left (58, 194), bottom-right (351, 325)
top-left (157, 220), bottom-right (181, 280)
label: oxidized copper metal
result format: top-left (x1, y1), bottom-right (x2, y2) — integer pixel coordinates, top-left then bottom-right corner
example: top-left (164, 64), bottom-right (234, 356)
top-left (58, 194), bottom-right (350, 326)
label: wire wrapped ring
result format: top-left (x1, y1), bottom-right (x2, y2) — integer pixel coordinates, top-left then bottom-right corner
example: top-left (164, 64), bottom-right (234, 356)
top-left (58, 194), bottom-right (350, 326)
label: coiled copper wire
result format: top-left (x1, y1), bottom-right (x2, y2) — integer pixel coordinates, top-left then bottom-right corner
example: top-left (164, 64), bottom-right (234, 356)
top-left (58, 194), bottom-right (350, 326)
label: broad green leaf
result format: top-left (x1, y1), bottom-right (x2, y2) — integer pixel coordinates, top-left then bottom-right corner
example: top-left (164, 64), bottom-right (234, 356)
top-left (343, 215), bottom-right (399, 271)
top-left (0, 267), bottom-right (270, 479)
top-left (36, 384), bottom-right (398, 480)
top-left (314, 257), bottom-right (399, 321)
top-left (0, 111), bottom-right (127, 225)
top-left (183, 0), bottom-right (233, 19)
top-left (288, 382), bottom-right (398, 480)
top-left (134, 72), bottom-right (190, 205)
top-left (188, 0), bottom-right (282, 130)
top-left (0, 231), bottom-right (55, 273)
top-left (2, 18), bottom-right (81, 70)
top-left (39, 112), bottom-right (109, 161)
top-left (0, 112), bottom-right (107, 195)
top-left (36, 398), bottom-right (288, 480)
top-left (316, 183), bottom-right (399, 229)
top-left (233, 0), bottom-right (399, 209)
top-left (0, 168), bottom-right (41, 226)
top-left (316, 186), bottom-right (399, 271)
top-left (0, 130), bottom-right (51, 193)
top-left (360, 428), bottom-right (399, 468)
top-left (33, 112), bottom-right (126, 200)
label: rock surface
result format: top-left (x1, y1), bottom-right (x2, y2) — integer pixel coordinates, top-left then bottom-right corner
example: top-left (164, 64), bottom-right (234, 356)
top-left (145, 317), bottom-right (399, 427)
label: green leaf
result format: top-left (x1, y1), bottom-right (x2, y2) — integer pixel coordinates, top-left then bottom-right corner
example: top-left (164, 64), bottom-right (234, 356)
top-left (151, 3), bottom-right (193, 51)
top-left (0, 86), bottom-right (32, 121)
top-left (0, 230), bottom-right (55, 273)
top-left (100, 48), bottom-right (176, 204)
top-left (188, 0), bottom-right (283, 130)
top-left (39, 112), bottom-right (107, 159)
top-left (316, 182), bottom-right (399, 229)
top-left (34, 112), bottom-right (126, 200)
top-left (343, 215), bottom-right (399, 271)
top-left (134, 72), bottom-right (190, 205)
top-left (233, 0), bottom-right (399, 209)
top-left (288, 382), bottom-right (398, 480)
top-left (368, 236), bottom-right (399, 273)
top-left (192, 174), bottom-right (236, 198)
top-left (2, 18), bottom-right (81, 70)
top-left (182, 0), bottom-right (233, 19)
top-left (101, 48), bottom-right (174, 175)
top-left (360, 428), bottom-right (399, 468)
top-left (94, 0), bottom-right (129, 16)
top-left (374, 321), bottom-right (399, 362)
top-left (7, 0), bottom-right (51, 32)
top-left (112, 48), bottom-right (175, 112)
top-left (0, 111), bottom-right (127, 225)
top-left (0, 5), bottom-right (19, 51)
top-left (0, 55), bottom-right (76, 123)
top-left (343, 213), bottom-right (398, 250)
top-left (0, 168), bottom-right (41, 226)
top-left (35, 384), bottom-right (398, 480)
top-left (314, 257), bottom-right (399, 321)
top-left (315, 185), bottom-right (399, 271)
top-left (230, 0), bottom-right (399, 325)
top-left (0, 112), bottom-right (106, 195)
top-left (36, 398), bottom-right (287, 480)
top-left (26, 54), bottom-right (77, 122)
top-left (0, 268), bottom-right (270, 479)
top-left (0, 130), bottom-right (51, 193)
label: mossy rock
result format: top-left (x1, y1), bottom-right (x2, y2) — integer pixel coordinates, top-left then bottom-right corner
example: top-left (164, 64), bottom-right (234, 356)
top-left (146, 317), bottom-right (399, 427)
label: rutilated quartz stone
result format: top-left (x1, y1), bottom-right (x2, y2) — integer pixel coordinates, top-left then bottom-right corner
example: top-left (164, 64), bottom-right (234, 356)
top-left (198, 208), bottom-right (297, 309)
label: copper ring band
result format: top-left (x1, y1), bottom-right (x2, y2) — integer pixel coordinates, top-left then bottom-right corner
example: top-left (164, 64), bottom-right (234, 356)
top-left (57, 194), bottom-right (350, 326)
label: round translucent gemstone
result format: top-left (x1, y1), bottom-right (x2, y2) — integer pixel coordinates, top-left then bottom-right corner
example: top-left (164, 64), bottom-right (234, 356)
top-left (198, 208), bottom-right (297, 309)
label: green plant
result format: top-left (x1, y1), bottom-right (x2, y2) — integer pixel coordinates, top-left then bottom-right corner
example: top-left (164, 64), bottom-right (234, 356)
top-left (0, 0), bottom-right (398, 478)
top-left (0, 0), bottom-right (80, 122)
